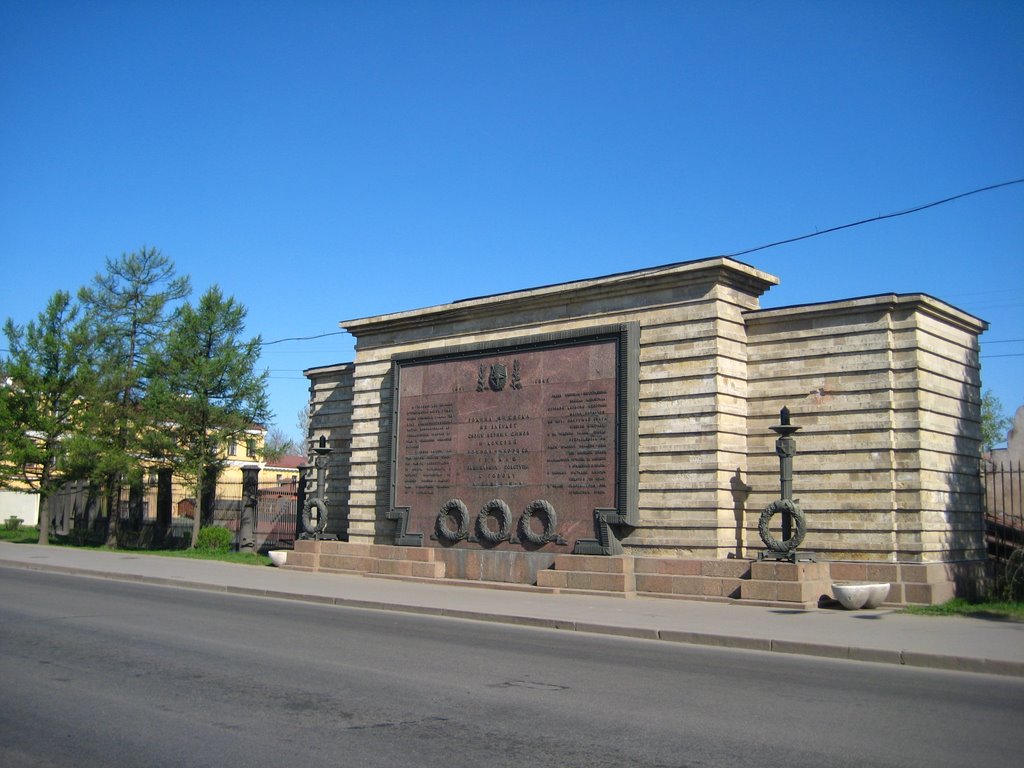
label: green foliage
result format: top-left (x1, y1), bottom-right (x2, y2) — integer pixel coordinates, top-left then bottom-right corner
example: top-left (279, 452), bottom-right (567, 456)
top-left (981, 389), bottom-right (1012, 451)
top-left (146, 285), bottom-right (270, 548)
top-left (195, 525), bottom-right (233, 552)
top-left (4, 516), bottom-right (23, 531)
top-left (0, 526), bottom-right (38, 543)
top-left (902, 597), bottom-right (1024, 620)
top-left (263, 425), bottom-right (300, 462)
top-left (1, 291), bottom-right (96, 544)
top-left (152, 548), bottom-right (270, 565)
top-left (993, 548), bottom-right (1024, 603)
top-left (77, 247), bottom-right (191, 546)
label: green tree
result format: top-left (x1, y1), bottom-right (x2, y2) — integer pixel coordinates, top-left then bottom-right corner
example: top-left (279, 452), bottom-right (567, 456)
top-left (78, 247), bottom-right (190, 545)
top-left (0, 292), bottom-right (95, 544)
top-left (981, 389), bottom-right (1013, 452)
top-left (146, 286), bottom-right (270, 548)
top-left (296, 404), bottom-right (311, 455)
top-left (263, 425), bottom-right (300, 462)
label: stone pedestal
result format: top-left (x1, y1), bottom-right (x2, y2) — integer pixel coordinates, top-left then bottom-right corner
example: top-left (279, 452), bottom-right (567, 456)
top-left (739, 561), bottom-right (832, 607)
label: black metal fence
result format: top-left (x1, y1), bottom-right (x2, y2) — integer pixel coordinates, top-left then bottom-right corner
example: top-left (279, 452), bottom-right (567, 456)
top-left (985, 460), bottom-right (1023, 564)
top-left (986, 460), bottom-right (1024, 601)
top-left (209, 478), bottom-right (299, 551)
top-left (48, 471), bottom-right (300, 552)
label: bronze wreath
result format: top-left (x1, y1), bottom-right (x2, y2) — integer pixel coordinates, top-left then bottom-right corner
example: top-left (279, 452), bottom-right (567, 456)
top-left (520, 500), bottom-right (558, 546)
top-left (476, 499), bottom-right (513, 544)
top-left (435, 499), bottom-right (470, 542)
top-left (301, 497), bottom-right (329, 535)
top-left (757, 499), bottom-right (806, 553)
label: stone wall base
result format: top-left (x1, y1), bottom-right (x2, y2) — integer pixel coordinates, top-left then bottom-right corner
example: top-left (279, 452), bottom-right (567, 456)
top-left (286, 541), bottom-right (987, 607)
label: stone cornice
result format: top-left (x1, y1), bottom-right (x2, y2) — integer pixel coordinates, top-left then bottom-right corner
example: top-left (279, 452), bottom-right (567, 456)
top-left (340, 257), bottom-right (778, 339)
top-left (746, 293), bottom-right (988, 336)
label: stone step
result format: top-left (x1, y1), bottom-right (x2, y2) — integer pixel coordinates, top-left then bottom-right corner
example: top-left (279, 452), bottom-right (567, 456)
top-left (739, 578), bottom-right (832, 604)
top-left (311, 540), bottom-right (439, 562)
top-left (550, 554), bottom-right (634, 574)
top-left (634, 573), bottom-right (744, 599)
top-left (633, 557), bottom-right (753, 580)
top-left (536, 569), bottom-right (635, 593)
top-left (319, 553), bottom-right (445, 579)
top-left (282, 550), bottom-right (318, 570)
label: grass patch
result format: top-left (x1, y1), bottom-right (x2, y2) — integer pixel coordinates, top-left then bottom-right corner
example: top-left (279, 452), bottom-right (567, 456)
top-left (0, 527), bottom-right (40, 544)
top-left (0, 528), bottom-right (271, 566)
top-left (144, 548), bottom-right (271, 566)
top-left (902, 598), bottom-right (1024, 620)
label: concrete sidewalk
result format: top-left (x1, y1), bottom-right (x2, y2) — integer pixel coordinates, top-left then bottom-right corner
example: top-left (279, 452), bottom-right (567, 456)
top-left (3, 541), bottom-right (1023, 678)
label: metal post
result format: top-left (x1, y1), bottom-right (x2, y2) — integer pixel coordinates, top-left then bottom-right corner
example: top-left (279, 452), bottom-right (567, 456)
top-left (239, 464), bottom-right (259, 552)
top-left (156, 468), bottom-right (172, 545)
top-left (312, 436), bottom-right (333, 538)
top-left (770, 406), bottom-right (801, 540)
top-left (295, 462), bottom-right (311, 542)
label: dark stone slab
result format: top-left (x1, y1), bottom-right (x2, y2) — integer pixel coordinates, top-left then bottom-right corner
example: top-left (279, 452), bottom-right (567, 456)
top-left (388, 327), bottom-right (637, 552)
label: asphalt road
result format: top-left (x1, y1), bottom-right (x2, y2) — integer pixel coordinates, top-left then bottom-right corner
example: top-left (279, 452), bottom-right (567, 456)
top-left (2, 568), bottom-right (1021, 768)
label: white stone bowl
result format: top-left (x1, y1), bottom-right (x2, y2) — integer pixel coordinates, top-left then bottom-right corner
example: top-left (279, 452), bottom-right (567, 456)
top-left (268, 550), bottom-right (288, 567)
top-left (832, 582), bottom-right (890, 610)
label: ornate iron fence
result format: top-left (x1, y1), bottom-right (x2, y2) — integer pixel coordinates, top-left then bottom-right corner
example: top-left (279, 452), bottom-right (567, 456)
top-left (983, 462), bottom-right (1024, 602)
top-left (985, 461), bottom-right (1023, 562)
top-left (208, 477), bottom-right (299, 552)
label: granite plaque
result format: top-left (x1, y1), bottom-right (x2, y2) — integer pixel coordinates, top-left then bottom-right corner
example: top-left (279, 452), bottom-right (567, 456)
top-left (389, 327), bottom-right (636, 551)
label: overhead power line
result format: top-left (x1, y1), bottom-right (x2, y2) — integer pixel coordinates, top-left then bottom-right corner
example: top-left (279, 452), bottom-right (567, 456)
top-left (260, 330), bottom-right (346, 347)
top-left (726, 178), bottom-right (1024, 259)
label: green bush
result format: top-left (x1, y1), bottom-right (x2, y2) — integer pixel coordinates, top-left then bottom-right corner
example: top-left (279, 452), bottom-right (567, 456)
top-left (4, 516), bottom-right (23, 531)
top-left (195, 526), bottom-right (233, 552)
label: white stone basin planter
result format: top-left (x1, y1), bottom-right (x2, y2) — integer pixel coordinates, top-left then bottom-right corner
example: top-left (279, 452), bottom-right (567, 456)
top-left (831, 582), bottom-right (890, 610)
top-left (268, 550), bottom-right (288, 567)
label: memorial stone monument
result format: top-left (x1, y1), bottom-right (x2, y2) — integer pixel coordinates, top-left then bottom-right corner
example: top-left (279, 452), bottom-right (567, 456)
top-left (293, 257), bottom-right (989, 604)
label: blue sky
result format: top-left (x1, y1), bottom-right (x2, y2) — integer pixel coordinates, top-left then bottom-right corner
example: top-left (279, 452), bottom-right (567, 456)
top-left (2, 1), bottom-right (1022, 443)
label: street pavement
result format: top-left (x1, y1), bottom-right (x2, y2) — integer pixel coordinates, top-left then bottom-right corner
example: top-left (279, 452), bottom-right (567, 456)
top-left (2, 541), bottom-right (1022, 678)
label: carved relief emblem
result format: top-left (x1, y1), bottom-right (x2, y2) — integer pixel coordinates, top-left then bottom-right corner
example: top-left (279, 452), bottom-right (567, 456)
top-left (475, 359), bottom-right (523, 392)
top-left (488, 363), bottom-right (508, 392)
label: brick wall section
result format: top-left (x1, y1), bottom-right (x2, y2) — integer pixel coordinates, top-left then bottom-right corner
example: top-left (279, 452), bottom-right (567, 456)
top-left (744, 295), bottom-right (987, 563)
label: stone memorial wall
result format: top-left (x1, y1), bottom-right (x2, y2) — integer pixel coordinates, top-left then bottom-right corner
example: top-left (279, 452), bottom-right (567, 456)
top-left (305, 257), bottom-right (988, 596)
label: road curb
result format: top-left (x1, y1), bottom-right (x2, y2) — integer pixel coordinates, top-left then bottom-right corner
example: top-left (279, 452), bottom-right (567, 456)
top-left (4, 559), bottom-right (1023, 679)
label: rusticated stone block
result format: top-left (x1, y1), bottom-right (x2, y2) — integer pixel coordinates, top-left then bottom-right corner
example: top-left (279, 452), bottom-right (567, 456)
top-left (899, 563), bottom-right (948, 583)
top-left (536, 570), bottom-right (568, 589)
top-left (703, 578), bottom-right (743, 598)
top-left (829, 562), bottom-right (868, 581)
top-left (739, 580), bottom-right (778, 601)
top-left (701, 560), bottom-right (752, 578)
top-left (863, 563), bottom-right (899, 582)
top-left (553, 555), bottom-right (633, 574)
top-left (670, 575), bottom-right (705, 595)
top-left (284, 551), bottom-right (317, 569)
top-left (565, 571), bottom-right (632, 592)
top-left (635, 558), bottom-right (701, 576)
top-left (634, 574), bottom-right (673, 594)
top-left (750, 561), bottom-right (829, 582)
top-left (776, 580), bottom-right (831, 603)
top-left (904, 581), bottom-right (955, 605)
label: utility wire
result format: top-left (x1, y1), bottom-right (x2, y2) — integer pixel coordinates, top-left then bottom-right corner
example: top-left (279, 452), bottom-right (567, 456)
top-left (260, 330), bottom-right (346, 347)
top-left (725, 178), bottom-right (1024, 259)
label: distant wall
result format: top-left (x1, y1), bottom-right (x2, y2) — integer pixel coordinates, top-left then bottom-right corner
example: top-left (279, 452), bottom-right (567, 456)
top-left (0, 490), bottom-right (39, 526)
top-left (988, 404), bottom-right (1024, 466)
